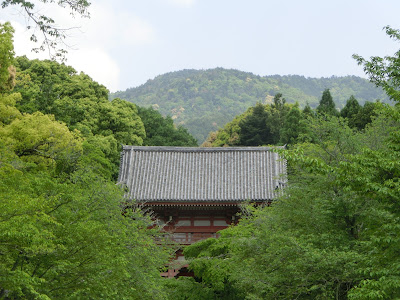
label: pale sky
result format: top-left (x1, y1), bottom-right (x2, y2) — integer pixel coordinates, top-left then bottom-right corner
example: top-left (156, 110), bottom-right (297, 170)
top-left (2, 0), bottom-right (400, 92)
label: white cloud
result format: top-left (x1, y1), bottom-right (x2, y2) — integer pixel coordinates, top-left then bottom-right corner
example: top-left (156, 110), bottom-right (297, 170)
top-left (84, 3), bottom-right (156, 47)
top-left (68, 47), bottom-right (120, 92)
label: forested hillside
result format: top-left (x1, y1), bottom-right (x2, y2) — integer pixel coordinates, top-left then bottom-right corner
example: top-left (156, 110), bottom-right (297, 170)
top-left (111, 68), bottom-right (389, 142)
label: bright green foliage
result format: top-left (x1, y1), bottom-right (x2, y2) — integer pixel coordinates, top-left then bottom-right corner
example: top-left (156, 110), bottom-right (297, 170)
top-left (316, 88), bottom-right (338, 116)
top-left (138, 106), bottom-right (198, 146)
top-left (0, 31), bottom-right (171, 298)
top-left (0, 92), bottom-right (21, 125)
top-left (183, 235), bottom-right (245, 299)
top-left (1, 112), bottom-right (82, 172)
top-left (0, 22), bottom-right (20, 127)
top-left (0, 22), bottom-right (15, 92)
top-left (13, 57), bottom-right (146, 178)
top-left (0, 90), bottom-right (170, 299)
top-left (0, 156), bottom-right (170, 299)
top-left (202, 110), bottom-right (250, 147)
top-left (14, 56), bottom-right (79, 114)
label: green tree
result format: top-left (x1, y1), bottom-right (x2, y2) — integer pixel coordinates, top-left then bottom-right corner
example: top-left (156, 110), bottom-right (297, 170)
top-left (353, 101), bottom-right (379, 130)
top-left (268, 93), bottom-right (290, 144)
top-left (0, 31), bottom-right (171, 298)
top-left (0, 22), bottom-right (15, 92)
top-left (316, 88), bottom-right (338, 116)
top-left (13, 57), bottom-right (146, 179)
top-left (279, 103), bottom-right (304, 145)
top-left (239, 102), bottom-right (272, 146)
top-left (138, 106), bottom-right (198, 146)
top-left (0, 111), bottom-right (83, 173)
top-left (183, 234), bottom-right (245, 299)
top-left (0, 92), bottom-right (21, 125)
top-left (0, 155), bottom-right (170, 299)
top-left (202, 109), bottom-right (250, 147)
top-left (185, 114), bottom-right (382, 299)
top-left (0, 87), bottom-right (170, 300)
top-left (302, 102), bottom-right (314, 117)
top-left (341, 95), bottom-right (361, 128)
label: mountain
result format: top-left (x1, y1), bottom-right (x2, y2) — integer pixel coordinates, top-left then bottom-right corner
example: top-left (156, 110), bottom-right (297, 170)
top-left (110, 68), bottom-right (389, 143)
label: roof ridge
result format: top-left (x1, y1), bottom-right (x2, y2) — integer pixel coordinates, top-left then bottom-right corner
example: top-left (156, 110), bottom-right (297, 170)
top-left (122, 146), bottom-right (284, 152)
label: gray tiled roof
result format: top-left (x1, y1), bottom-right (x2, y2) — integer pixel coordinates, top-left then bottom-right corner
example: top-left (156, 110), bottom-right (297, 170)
top-left (118, 146), bottom-right (286, 202)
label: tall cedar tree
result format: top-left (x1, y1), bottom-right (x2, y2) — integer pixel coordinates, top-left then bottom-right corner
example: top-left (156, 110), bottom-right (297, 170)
top-left (239, 103), bottom-right (272, 146)
top-left (341, 95), bottom-right (361, 129)
top-left (316, 88), bottom-right (338, 116)
top-left (279, 103), bottom-right (303, 145)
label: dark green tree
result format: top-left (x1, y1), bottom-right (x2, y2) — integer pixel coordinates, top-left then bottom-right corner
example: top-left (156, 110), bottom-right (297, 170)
top-left (316, 88), bottom-right (338, 116)
top-left (238, 102), bottom-right (272, 146)
top-left (341, 95), bottom-right (361, 128)
top-left (354, 101), bottom-right (379, 130)
top-left (268, 93), bottom-right (290, 144)
top-left (341, 95), bottom-right (361, 119)
top-left (302, 102), bottom-right (314, 117)
top-left (138, 106), bottom-right (198, 146)
top-left (280, 103), bottom-right (304, 145)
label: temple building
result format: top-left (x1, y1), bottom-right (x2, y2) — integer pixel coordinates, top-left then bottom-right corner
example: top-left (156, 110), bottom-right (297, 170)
top-left (117, 146), bottom-right (286, 277)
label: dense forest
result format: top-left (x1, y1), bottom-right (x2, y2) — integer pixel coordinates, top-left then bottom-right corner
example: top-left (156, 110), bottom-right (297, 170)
top-left (2, 8), bottom-right (400, 299)
top-left (111, 69), bottom-right (389, 143)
